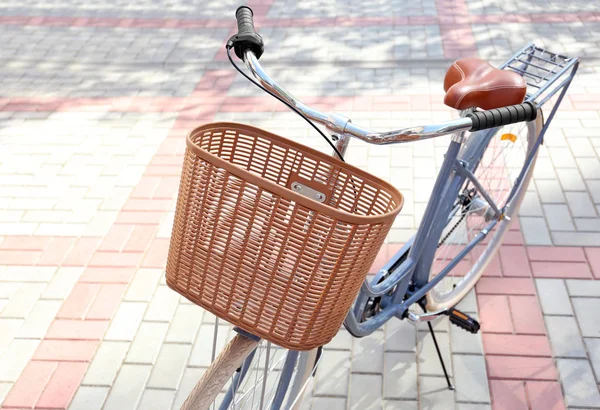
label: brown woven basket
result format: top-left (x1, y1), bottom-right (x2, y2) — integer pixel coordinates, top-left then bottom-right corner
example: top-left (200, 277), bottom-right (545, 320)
top-left (166, 123), bottom-right (403, 350)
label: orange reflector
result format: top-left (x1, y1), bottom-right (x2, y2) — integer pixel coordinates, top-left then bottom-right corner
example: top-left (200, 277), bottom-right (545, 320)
top-left (501, 133), bottom-right (517, 143)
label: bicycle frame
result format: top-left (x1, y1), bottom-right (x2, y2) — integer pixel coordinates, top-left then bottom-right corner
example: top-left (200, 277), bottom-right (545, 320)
top-left (344, 44), bottom-right (580, 338)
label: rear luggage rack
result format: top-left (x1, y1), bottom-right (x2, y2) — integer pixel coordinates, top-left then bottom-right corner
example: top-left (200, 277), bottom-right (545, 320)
top-left (500, 43), bottom-right (580, 108)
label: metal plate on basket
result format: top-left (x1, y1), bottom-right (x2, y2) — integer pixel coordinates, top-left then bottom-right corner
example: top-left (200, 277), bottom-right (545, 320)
top-left (290, 181), bottom-right (327, 203)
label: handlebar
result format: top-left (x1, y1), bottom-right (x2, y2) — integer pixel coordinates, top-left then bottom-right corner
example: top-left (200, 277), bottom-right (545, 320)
top-left (229, 8), bottom-right (537, 145)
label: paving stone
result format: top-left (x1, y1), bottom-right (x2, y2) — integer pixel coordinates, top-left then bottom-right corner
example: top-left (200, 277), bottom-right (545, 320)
top-left (0, 283), bottom-right (46, 318)
top-left (383, 352), bottom-right (417, 400)
top-left (349, 374), bottom-right (382, 410)
top-left (385, 319), bottom-right (416, 352)
top-left (452, 355), bottom-right (490, 404)
top-left (102, 364), bottom-right (152, 410)
top-left (313, 397), bottom-right (348, 410)
top-left (124, 268), bottom-right (163, 302)
top-left (147, 343), bottom-right (192, 390)
top-left (144, 285), bottom-right (180, 322)
top-left (584, 338), bottom-right (600, 384)
top-left (566, 279), bottom-right (600, 296)
top-left (104, 302), bottom-right (147, 341)
top-left (326, 329), bottom-right (353, 350)
top-left (0, 318), bottom-right (23, 354)
top-left (552, 231), bottom-right (600, 247)
top-left (450, 325), bottom-right (483, 355)
top-left (455, 405), bottom-right (491, 410)
top-left (171, 367), bottom-right (205, 410)
top-left (68, 386), bottom-right (109, 410)
top-left (352, 331), bottom-right (384, 374)
top-left (545, 316), bottom-right (587, 358)
top-left (535, 179), bottom-right (566, 204)
top-left (314, 350), bottom-right (351, 397)
top-left (383, 400), bottom-right (418, 410)
top-left (556, 359), bottom-right (600, 408)
top-left (0, 338), bottom-right (39, 382)
top-left (1, 266), bottom-right (56, 282)
top-left (535, 279), bottom-right (573, 315)
top-left (565, 191), bottom-right (598, 218)
top-left (125, 322), bottom-right (169, 364)
top-left (41, 267), bottom-right (83, 300)
top-left (419, 376), bottom-right (455, 410)
top-left (165, 303), bottom-right (204, 344)
top-left (519, 217), bottom-right (552, 245)
top-left (82, 341), bottom-right (129, 386)
top-left (456, 290), bottom-right (478, 314)
top-left (189, 324), bottom-right (231, 368)
top-left (543, 204), bottom-right (575, 231)
top-left (15, 299), bottom-right (61, 339)
top-left (571, 297), bottom-right (600, 337)
top-left (417, 331), bottom-right (452, 377)
top-left (0, 382), bottom-right (12, 404)
top-left (138, 389), bottom-right (176, 410)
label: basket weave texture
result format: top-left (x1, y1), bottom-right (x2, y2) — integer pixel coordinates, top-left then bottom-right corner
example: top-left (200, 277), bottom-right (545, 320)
top-left (166, 123), bottom-right (403, 350)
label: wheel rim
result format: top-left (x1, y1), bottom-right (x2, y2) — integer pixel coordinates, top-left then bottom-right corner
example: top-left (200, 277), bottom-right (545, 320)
top-left (427, 117), bottom-right (540, 310)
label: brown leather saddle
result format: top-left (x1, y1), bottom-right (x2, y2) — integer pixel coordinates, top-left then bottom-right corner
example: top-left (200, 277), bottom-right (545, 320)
top-left (443, 58), bottom-right (527, 110)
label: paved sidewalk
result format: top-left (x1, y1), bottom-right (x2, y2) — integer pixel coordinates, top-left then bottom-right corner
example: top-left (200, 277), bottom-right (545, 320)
top-left (0, 0), bottom-right (599, 409)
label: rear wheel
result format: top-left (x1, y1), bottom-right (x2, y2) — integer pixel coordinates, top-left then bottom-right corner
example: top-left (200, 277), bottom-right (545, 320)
top-left (427, 114), bottom-right (543, 311)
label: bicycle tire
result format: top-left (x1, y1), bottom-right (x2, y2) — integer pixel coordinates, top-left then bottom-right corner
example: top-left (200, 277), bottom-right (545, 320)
top-left (426, 113), bottom-right (543, 311)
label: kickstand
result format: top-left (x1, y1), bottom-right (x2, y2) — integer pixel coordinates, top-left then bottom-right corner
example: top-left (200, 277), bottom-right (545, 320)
top-left (427, 321), bottom-right (455, 390)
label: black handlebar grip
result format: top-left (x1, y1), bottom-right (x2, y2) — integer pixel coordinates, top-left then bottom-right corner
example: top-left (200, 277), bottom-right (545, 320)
top-left (467, 102), bottom-right (537, 132)
top-left (229, 6), bottom-right (264, 60)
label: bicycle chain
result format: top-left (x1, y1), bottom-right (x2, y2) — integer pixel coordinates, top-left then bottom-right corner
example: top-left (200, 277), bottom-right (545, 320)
top-left (437, 211), bottom-right (467, 248)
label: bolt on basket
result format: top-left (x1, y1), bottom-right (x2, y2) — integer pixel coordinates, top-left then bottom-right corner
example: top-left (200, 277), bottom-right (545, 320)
top-left (166, 122), bottom-right (403, 350)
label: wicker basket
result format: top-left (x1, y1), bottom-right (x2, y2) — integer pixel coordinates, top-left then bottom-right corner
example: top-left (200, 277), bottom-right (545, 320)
top-left (166, 123), bottom-right (403, 350)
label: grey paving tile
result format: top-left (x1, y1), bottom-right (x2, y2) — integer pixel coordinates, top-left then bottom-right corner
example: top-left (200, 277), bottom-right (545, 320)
top-left (543, 204), bottom-right (576, 231)
top-left (574, 217), bottom-right (600, 231)
top-left (520, 192), bottom-right (544, 216)
top-left (567, 279), bottom-right (600, 296)
top-left (15, 299), bottom-right (61, 338)
top-left (147, 343), bottom-right (192, 390)
top-left (383, 400), bottom-right (418, 410)
top-left (171, 367), bottom-right (205, 410)
top-left (586, 180), bottom-right (600, 203)
top-left (326, 329), bottom-right (353, 350)
top-left (536, 279), bottom-right (573, 315)
top-left (545, 316), bottom-right (587, 358)
top-left (383, 352), bottom-right (417, 400)
top-left (349, 374), bottom-right (382, 410)
top-left (585, 338), bottom-right (600, 384)
top-left (556, 359), bottom-right (600, 408)
top-left (455, 405), bottom-right (492, 410)
top-left (551, 231), bottom-right (600, 246)
top-left (0, 338), bottom-right (39, 382)
top-left (450, 324), bottom-right (483, 355)
top-left (69, 386), bottom-right (109, 410)
top-left (576, 157), bottom-right (600, 180)
top-left (105, 302), bottom-right (147, 341)
top-left (144, 285), bottom-right (180, 322)
top-left (417, 332), bottom-right (452, 377)
top-left (548, 147), bottom-right (578, 168)
top-left (82, 341), bottom-right (129, 386)
top-left (312, 397), bottom-right (347, 410)
top-left (572, 297), bottom-right (600, 337)
top-left (137, 389), bottom-right (176, 410)
top-left (556, 168), bottom-right (587, 192)
top-left (314, 350), bottom-right (351, 397)
top-left (565, 192), bottom-right (598, 217)
top-left (103, 364), bottom-right (152, 410)
top-left (452, 354), bottom-right (491, 404)
top-left (535, 179), bottom-right (566, 203)
top-left (124, 268), bottom-right (163, 302)
top-left (385, 319), bottom-right (416, 352)
top-left (456, 290), bottom-right (478, 314)
top-left (125, 322), bottom-right (169, 364)
top-left (419, 376), bottom-right (455, 410)
top-left (352, 331), bottom-right (384, 374)
top-left (519, 217), bottom-right (552, 245)
top-left (165, 303), bottom-right (204, 344)
top-left (0, 382), bottom-right (12, 405)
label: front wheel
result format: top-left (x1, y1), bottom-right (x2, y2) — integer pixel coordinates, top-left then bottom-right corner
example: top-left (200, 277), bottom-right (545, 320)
top-left (426, 113), bottom-right (543, 311)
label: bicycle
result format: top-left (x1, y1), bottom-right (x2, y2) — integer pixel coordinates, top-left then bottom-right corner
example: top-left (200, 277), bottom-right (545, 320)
top-left (168, 6), bottom-right (580, 410)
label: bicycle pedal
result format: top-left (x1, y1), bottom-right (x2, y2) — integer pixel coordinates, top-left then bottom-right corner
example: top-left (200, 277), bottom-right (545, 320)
top-left (446, 308), bottom-right (480, 334)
